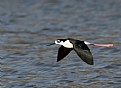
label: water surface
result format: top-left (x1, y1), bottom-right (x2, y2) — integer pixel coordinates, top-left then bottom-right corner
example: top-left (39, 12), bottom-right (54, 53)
top-left (0, 0), bottom-right (121, 88)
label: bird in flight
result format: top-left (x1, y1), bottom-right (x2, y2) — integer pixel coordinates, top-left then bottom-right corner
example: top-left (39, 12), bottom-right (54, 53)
top-left (48, 38), bottom-right (113, 65)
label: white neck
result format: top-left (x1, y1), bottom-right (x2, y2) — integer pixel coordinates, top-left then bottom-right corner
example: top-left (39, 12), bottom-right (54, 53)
top-left (55, 40), bottom-right (73, 48)
top-left (62, 40), bottom-right (73, 48)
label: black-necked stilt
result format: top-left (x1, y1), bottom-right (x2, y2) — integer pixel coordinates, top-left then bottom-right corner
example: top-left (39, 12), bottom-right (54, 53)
top-left (48, 38), bottom-right (113, 65)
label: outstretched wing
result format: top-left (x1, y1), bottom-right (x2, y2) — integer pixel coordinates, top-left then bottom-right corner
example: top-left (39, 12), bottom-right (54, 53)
top-left (57, 46), bottom-right (73, 62)
top-left (73, 41), bottom-right (93, 65)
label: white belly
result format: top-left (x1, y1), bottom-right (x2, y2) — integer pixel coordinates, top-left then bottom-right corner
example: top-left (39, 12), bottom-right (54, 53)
top-left (63, 40), bottom-right (73, 48)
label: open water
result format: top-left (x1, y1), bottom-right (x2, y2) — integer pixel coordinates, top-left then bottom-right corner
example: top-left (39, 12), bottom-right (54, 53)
top-left (0, 0), bottom-right (121, 88)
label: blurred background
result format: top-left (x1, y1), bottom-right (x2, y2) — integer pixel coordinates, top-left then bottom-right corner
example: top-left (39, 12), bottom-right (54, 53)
top-left (0, 0), bottom-right (121, 88)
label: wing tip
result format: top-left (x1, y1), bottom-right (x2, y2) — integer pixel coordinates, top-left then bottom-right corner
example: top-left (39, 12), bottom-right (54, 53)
top-left (57, 59), bottom-right (60, 62)
top-left (57, 57), bottom-right (62, 62)
top-left (88, 62), bottom-right (94, 65)
top-left (86, 60), bottom-right (94, 65)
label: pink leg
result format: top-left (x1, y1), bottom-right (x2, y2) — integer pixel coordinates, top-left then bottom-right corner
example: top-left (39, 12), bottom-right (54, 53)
top-left (91, 43), bottom-right (113, 47)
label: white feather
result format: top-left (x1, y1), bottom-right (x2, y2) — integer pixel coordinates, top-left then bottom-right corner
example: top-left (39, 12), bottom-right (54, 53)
top-left (62, 40), bottom-right (73, 48)
top-left (84, 41), bottom-right (92, 45)
top-left (55, 40), bottom-right (73, 48)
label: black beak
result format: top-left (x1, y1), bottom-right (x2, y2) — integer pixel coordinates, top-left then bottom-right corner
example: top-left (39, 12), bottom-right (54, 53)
top-left (47, 43), bottom-right (55, 46)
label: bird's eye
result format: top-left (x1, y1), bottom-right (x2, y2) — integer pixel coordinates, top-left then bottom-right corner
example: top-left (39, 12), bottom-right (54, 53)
top-left (57, 40), bottom-right (61, 43)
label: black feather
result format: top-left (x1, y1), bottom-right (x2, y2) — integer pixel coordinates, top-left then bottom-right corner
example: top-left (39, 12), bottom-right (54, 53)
top-left (69, 38), bottom-right (93, 65)
top-left (57, 46), bottom-right (73, 62)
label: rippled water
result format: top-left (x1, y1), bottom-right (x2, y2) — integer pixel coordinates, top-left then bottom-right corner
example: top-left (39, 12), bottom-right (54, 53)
top-left (0, 0), bottom-right (121, 88)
